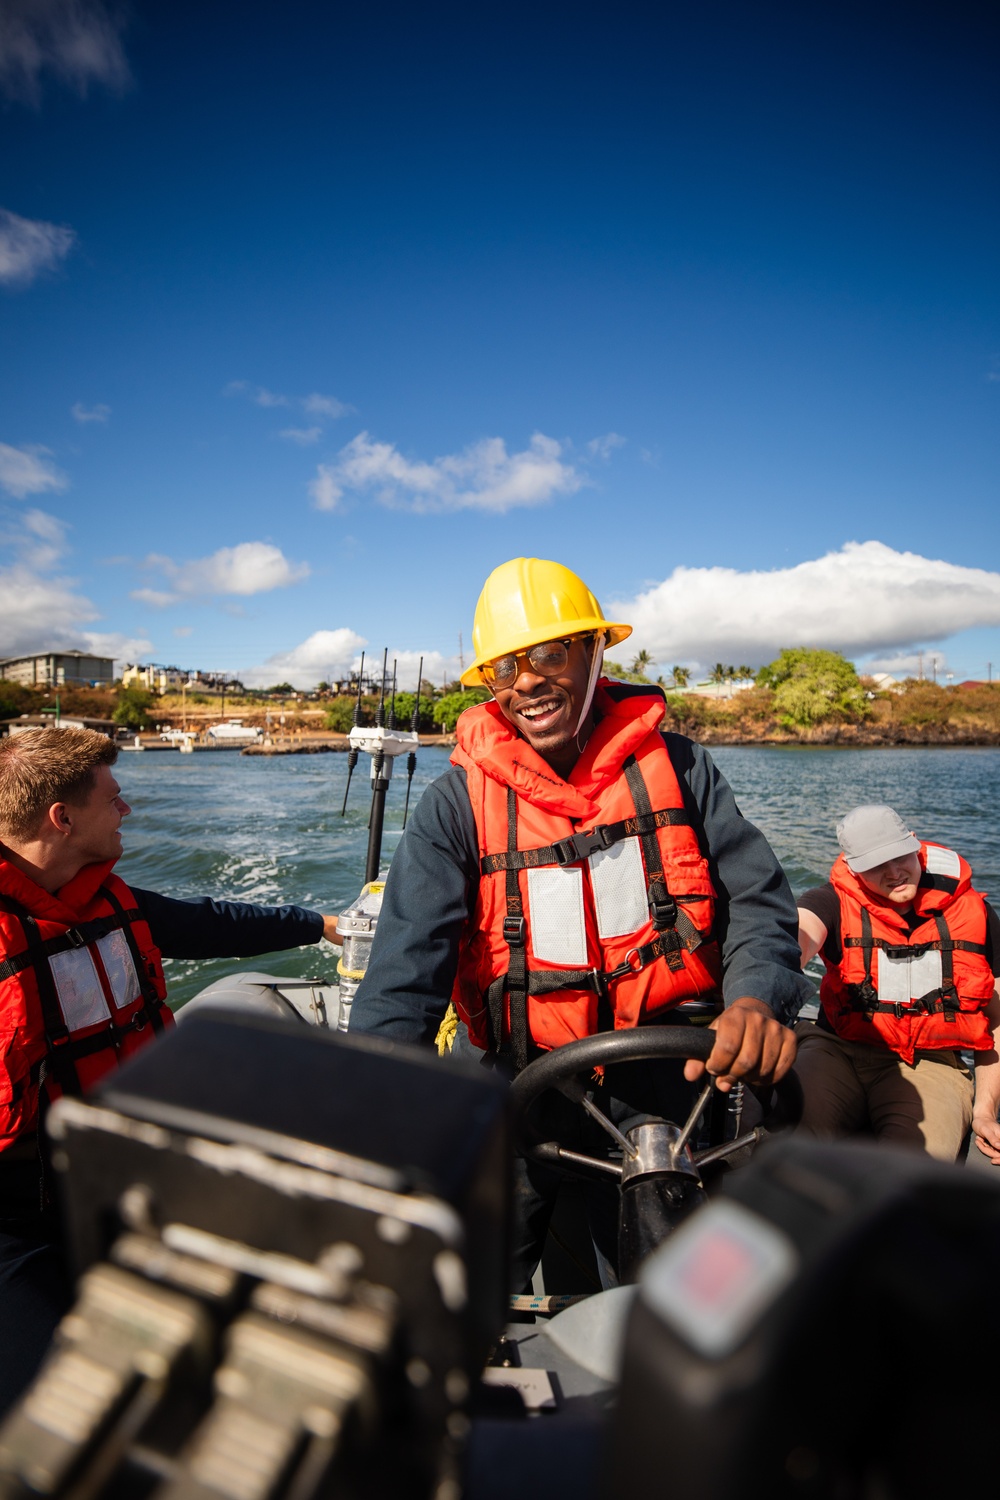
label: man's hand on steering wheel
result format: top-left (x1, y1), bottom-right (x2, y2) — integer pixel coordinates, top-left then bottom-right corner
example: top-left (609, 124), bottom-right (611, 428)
top-left (683, 996), bottom-right (797, 1093)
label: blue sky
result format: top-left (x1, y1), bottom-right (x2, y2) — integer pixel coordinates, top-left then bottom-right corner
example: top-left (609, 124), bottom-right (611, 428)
top-left (1, 0), bottom-right (998, 687)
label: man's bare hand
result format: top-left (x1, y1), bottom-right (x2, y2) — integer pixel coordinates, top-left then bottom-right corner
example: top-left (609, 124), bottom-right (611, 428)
top-left (683, 997), bottom-right (797, 1093)
top-left (321, 916), bottom-right (343, 945)
top-left (972, 1112), bottom-right (1000, 1165)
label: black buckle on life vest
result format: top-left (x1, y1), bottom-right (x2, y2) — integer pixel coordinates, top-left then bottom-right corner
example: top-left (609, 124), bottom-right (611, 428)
top-left (64, 927), bottom-right (87, 949)
top-left (551, 826), bottom-right (615, 866)
top-left (651, 896), bottom-right (678, 930)
top-left (882, 945), bottom-right (913, 962)
top-left (502, 916), bottom-right (526, 947)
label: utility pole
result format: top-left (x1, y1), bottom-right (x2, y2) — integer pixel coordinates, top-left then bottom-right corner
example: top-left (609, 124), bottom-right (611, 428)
top-left (989, 663), bottom-right (993, 684)
top-left (918, 652), bottom-right (923, 682)
top-left (931, 657), bottom-right (937, 684)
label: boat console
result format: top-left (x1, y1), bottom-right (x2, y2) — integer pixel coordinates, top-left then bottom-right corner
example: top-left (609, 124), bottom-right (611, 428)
top-left (3, 1013), bottom-right (1000, 1500)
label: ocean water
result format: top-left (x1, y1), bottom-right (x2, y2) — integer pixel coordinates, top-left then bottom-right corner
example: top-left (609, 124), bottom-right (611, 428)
top-left (113, 745), bottom-right (1000, 1009)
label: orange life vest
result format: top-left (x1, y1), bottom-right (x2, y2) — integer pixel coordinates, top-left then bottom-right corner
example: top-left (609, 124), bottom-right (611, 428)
top-left (450, 684), bottom-right (723, 1068)
top-left (0, 854), bottom-right (172, 1153)
top-left (819, 845), bottom-right (994, 1062)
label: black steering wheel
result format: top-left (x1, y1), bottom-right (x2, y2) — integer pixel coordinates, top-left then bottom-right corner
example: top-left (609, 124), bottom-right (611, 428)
top-left (508, 1026), bottom-right (803, 1176)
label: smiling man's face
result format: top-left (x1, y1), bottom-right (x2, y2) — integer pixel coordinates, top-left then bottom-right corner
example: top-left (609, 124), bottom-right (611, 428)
top-left (491, 634), bottom-right (598, 774)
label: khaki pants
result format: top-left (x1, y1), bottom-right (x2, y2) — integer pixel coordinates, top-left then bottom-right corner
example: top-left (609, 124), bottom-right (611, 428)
top-left (794, 1022), bottom-right (974, 1162)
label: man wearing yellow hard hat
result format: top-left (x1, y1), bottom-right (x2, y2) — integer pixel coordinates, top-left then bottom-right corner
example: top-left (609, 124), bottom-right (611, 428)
top-left (351, 557), bottom-right (807, 1285)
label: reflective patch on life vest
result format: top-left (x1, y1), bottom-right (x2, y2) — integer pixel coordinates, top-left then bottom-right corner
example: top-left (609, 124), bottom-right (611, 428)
top-left (526, 865), bottom-right (587, 966)
top-left (925, 844), bottom-right (960, 879)
top-left (96, 929), bottom-right (140, 1010)
top-left (876, 947), bottom-right (943, 1007)
top-left (589, 835), bottom-right (647, 940)
top-left (48, 947), bottom-right (112, 1031)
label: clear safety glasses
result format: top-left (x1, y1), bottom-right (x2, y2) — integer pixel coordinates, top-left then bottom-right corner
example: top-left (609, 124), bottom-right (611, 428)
top-left (481, 636), bottom-right (587, 689)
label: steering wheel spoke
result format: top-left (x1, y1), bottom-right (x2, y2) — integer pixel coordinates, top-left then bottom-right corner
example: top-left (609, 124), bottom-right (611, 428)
top-left (509, 1026), bottom-right (802, 1167)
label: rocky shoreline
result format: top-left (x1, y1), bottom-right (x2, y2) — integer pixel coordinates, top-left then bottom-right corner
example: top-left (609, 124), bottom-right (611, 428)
top-left (690, 725), bottom-right (1000, 748)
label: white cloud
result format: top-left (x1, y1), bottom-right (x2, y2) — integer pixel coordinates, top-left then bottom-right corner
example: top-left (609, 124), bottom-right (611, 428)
top-left (611, 542), bottom-right (1000, 672)
top-left (308, 465), bottom-right (342, 512)
top-left (0, 505), bottom-right (148, 665)
top-left (173, 625), bottom-right (193, 638)
top-left (302, 393), bottom-right (351, 419)
top-left (312, 430), bottom-right (582, 515)
top-left (0, 208), bottom-right (75, 287)
top-left (243, 629), bottom-right (368, 689)
top-left (0, 442), bottom-right (67, 498)
top-left (242, 633), bottom-right (460, 692)
top-left (9, 507), bottom-right (68, 570)
top-left (586, 432), bottom-right (626, 460)
top-left (384, 649), bottom-right (459, 691)
top-left (79, 629), bottom-right (153, 663)
top-left (131, 587), bottom-right (177, 609)
top-left (0, 0), bottom-right (129, 105)
top-left (224, 380), bottom-right (290, 408)
top-left (131, 542), bottom-right (310, 607)
top-left (279, 426), bottom-right (322, 445)
top-left (71, 401), bottom-right (110, 423)
top-left (227, 383), bottom-right (352, 423)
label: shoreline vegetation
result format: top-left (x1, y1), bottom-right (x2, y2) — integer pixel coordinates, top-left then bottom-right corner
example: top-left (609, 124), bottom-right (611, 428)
top-left (2, 649), bottom-right (998, 749)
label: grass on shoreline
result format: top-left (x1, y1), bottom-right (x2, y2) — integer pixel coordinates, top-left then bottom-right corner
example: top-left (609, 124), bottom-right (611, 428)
top-left (663, 681), bottom-right (1000, 745)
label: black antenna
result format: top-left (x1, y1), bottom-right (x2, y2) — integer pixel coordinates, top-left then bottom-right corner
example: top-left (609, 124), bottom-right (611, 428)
top-left (375, 648), bottom-right (388, 728)
top-left (410, 656), bottom-right (423, 733)
top-left (353, 651), bottom-right (365, 726)
top-left (340, 650), bottom-right (365, 816)
top-left (403, 655), bottom-right (423, 828)
top-left (389, 659), bottom-right (398, 730)
top-left (364, 648), bottom-right (391, 884)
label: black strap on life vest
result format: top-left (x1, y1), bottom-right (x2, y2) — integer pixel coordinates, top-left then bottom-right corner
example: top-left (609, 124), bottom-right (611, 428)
top-left (481, 805), bottom-right (693, 874)
top-left (0, 895), bottom-right (84, 1096)
top-left (622, 755), bottom-right (704, 966)
top-left (100, 885), bottom-right (165, 1035)
top-left (842, 908), bottom-right (980, 1020)
top-left (494, 787), bottom-right (529, 1072)
top-left (0, 889), bottom-right (164, 1098)
top-left (0, 907), bottom-right (140, 985)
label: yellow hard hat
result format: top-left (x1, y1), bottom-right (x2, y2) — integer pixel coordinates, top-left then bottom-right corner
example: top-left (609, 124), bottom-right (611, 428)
top-left (461, 557), bottom-right (632, 687)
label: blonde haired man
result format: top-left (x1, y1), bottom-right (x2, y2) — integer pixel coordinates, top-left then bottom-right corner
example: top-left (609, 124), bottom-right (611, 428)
top-left (0, 728), bottom-right (337, 1414)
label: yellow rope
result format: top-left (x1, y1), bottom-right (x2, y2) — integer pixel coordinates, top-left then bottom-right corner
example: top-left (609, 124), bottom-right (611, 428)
top-left (336, 958), bottom-right (367, 981)
top-left (435, 1002), bottom-right (459, 1056)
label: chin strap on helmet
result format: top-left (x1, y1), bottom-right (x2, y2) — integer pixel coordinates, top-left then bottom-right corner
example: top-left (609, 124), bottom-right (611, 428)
top-left (575, 634), bottom-right (606, 742)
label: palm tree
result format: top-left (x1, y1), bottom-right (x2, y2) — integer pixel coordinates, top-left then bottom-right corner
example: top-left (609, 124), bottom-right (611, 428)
top-left (631, 649), bottom-right (654, 681)
top-left (670, 664), bottom-right (690, 690)
top-left (709, 663), bottom-right (727, 697)
top-left (737, 665), bottom-right (754, 685)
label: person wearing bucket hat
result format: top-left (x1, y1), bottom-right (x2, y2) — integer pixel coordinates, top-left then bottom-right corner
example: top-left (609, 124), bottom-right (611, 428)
top-left (796, 804), bottom-right (1000, 1162)
top-left (351, 557), bottom-right (809, 1287)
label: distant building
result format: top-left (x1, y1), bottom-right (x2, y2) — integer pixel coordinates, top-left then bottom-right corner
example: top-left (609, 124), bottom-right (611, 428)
top-left (187, 671), bottom-right (245, 695)
top-left (121, 663), bottom-right (190, 694)
top-left (866, 672), bottom-right (902, 693)
top-left (0, 715), bottom-right (117, 738)
top-left (0, 650), bottom-right (115, 688)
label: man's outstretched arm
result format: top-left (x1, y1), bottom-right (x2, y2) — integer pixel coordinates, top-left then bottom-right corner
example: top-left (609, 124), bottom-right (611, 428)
top-left (132, 888), bottom-right (333, 958)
